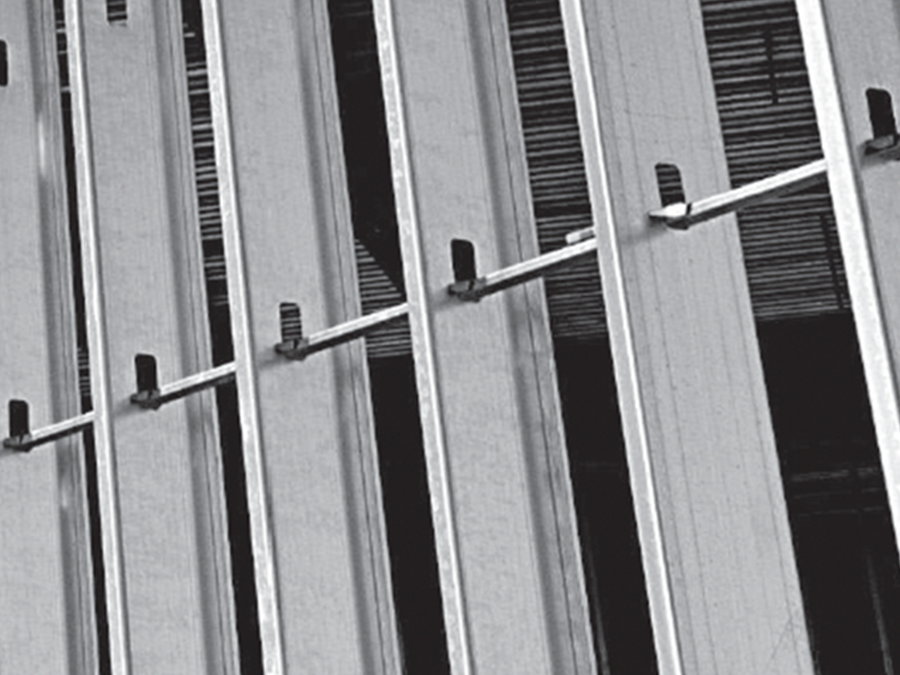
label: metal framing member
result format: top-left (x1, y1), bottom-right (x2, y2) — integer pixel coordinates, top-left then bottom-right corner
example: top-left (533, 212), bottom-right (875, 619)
top-left (560, 0), bottom-right (814, 673)
top-left (199, 5), bottom-right (284, 669)
top-left (66, 1), bottom-right (239, 672)
top-left (375, 0), bottom-right (596, 673)
top-left (566, 160), bottom-right (827, 243)
top-left (276, 302), bottom-right (409, 360)
top-left (3, 410), bottom-right (96, 453)
top-left (795, 0), bottom-right (900, 555)
top-left (447, 239), bottom-right (598, 302)
top-left (275, 237), bottom-right (596, 354)
top-left (648, 158), bottom-right (828, 230)
top-left (202, 0), bottom-right (402, 672)
top-left (130, 361), bottom-right (236, 410)
top-left (64, 2), bottom-right (128, 671)
top-left (0, 0), bottom-right (96, 671)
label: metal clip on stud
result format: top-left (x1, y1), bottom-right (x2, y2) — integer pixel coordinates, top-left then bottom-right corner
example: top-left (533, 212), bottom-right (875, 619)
top-left (447, 239), bottom-right (488, 302)
top-left (864, 88), bottom-right (900, 160)
top-left (129, 354), bottom-right (236, 411)
top-left (130, 354), bottom-right (162, 410)
top-left (274, 301), bottom-right (411, 361)
top-left (447, 277), bottom-right (488, 302)
top-left (274, 302), bottom-right (311, 360)
top-left (2, 399), bottom-right (94, 452)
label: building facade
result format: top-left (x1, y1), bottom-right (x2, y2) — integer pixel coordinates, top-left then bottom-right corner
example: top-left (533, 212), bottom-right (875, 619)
top-left (2, 0), bottom-right (899, 673)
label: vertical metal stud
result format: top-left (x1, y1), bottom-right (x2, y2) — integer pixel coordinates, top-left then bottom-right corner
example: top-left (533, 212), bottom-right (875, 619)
top-left (795, 0), bottom-right (900, 556)
top-left (65, 0), bottom-right (238, 672)
top-left (200, 0), bottom-right (400, 673)
top-left (0, 1), bottom-right (95, 672)
top-left (560, 0), bottom-right (815, 673)
top-left (374, 0), bottom-right (596, 673)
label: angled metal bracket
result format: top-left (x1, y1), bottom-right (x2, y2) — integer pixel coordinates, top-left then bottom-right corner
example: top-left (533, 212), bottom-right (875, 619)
top-left (648, 158), bottom-right (828, 230)
top-left (447, 238), bottom-right (598, 302)
top-left (275, 302), bottom-right (410, 361)
top-left (2, 399), bottom-right (95, 452)
top-left (129, 355), bottom-right (237, 410)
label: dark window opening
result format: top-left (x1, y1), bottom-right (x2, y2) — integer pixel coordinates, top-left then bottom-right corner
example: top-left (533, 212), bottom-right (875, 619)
top-left (368, 357), bottom-right (451, 675)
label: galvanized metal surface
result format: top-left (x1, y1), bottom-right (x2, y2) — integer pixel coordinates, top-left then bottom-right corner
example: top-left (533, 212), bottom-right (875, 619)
top-left (202, 0), bottom-right (401, 672)
top-left (275, 303), bottom-right (409, 361)
top-left (649, 158), bottom-right (827, 229)
top-left (371, 3), bottom-right (470, 671)
top-left (447, 239), bottom-right (598, 302)
top-left (0, 0), bottom-right (95, 671)
top-left (3, 411), bottom-right (95, 452)
top-left (561, 0), bottom-right (815, 673)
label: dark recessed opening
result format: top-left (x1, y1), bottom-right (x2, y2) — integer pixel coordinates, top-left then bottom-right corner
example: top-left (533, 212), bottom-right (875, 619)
top-left (328, 1), bottom-right (450, 672)
top-left (133, 353), bottom-right (158, 395)
top-left (451, 239), bottom-right (477, 283)
top-left (368, 357), bottom-right (450, 674)
top-left (0, 41), bottom-right (9, 87)
top-left (655, 163), bottom-right (686, 206)
top-left (8, 399), bottom-right (29, 438)
top-left (554, 342), bottom-right (659, 675)
top-left (867, 88), bottom-right (897, 140)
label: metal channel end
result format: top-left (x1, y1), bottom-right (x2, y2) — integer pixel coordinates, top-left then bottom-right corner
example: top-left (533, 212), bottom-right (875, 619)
top-left (648, 158), bottom-right (828, 230)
